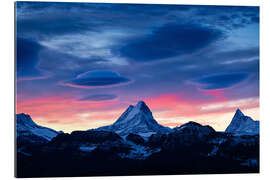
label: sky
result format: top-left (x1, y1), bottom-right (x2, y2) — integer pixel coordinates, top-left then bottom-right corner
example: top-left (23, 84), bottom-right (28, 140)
top-left (16, 2), bottom-right (259, 133)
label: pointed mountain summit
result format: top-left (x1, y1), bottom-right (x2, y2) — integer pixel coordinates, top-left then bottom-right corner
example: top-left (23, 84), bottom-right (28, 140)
top-left (225, 108), bottom-right (259, 135)
top-left (16, 113), bottom-right (60, 141)
top-left (96, 101), bottom-right (171, 137)
top-left (235, 108), bottom-right (244, 117)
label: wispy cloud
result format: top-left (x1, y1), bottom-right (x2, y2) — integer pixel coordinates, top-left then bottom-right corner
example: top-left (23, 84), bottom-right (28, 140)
top-left (78, 94), bottom-right (117, 101)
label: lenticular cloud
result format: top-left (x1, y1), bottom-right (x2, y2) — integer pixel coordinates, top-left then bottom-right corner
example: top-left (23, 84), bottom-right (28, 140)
top-left (65, 70), bottom-right (130, 88)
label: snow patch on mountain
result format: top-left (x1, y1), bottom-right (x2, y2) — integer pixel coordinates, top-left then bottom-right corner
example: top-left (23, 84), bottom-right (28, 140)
top-left (138, 132), bottom-right (156, 139)
top-left (79, 145), bottom-right (97, 152)
top-left (118, 141), bottom-right (160, 160)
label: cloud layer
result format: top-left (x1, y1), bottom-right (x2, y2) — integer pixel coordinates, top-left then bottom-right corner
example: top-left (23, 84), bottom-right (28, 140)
top-left (65, 70), bottom-right (130, 88)
top-left (16, 38), bottom-right (43, 79)
top-left (117, 23), bottom-right (224, 61)
top-left (193, 72), bottom-right (249, 90)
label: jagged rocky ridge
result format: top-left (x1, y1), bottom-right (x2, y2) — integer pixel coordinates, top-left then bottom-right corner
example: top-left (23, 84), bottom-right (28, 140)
top-left (16, 102), bottom-right (260, 177)
top-left (225, 109), bottom-right (259, 135)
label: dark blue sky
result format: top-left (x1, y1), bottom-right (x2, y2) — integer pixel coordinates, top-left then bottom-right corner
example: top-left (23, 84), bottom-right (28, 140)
top-left (16, 2), bottom-right (259, 132)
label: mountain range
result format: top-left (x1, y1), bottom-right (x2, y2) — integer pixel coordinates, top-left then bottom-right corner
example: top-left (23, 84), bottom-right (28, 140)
top-left (17, 101), bottom-right (259, 141)
top-left (15, 101), bottom-right (260, 177)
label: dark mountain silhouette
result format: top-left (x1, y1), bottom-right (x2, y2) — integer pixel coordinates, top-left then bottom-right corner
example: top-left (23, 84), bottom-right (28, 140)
top-left (15, 102), bottom-right (259, 177)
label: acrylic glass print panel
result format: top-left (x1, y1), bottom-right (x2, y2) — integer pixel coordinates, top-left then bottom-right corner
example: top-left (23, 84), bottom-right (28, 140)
top-left (15, 1), bottom-right (259, 178)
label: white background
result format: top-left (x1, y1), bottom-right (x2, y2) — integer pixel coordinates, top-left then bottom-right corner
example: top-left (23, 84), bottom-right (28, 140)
top-left (0, 0), bottom-right (269, 179)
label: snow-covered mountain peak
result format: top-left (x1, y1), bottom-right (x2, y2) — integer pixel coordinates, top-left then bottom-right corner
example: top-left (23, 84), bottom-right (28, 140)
top-left (113, 101), bottom-right (153, 126)
top-left (135, 100), bottom-right (149, 109)
top-left (17, 113), bottom-right (37, 128)
top-left (225, 109), bottom-right (259, 135)
top-left (128, 105), bottom-right (135, 109)
top-left (96, 101), bottom-right (171, 136)
top-left (136, 100), bottom-right (145, 106)
top-left (16, 113), bottom-right (60, 141)
top-left (234, 108), bottom-right (244, 118)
